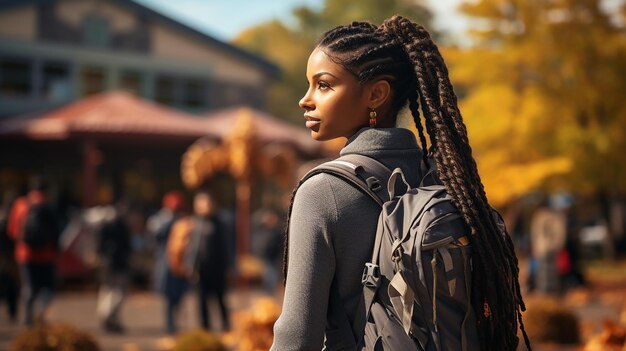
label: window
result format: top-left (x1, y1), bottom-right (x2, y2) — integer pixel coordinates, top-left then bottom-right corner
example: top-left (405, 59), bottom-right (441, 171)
top-left (82, 13), bottom-right (111, 48)
top-left (79, 66), bottom-right (105, 97)
top-left (42, 62), bottom-right (70, 101)
top-left (183, 80), bottom-right (206, 108)
top-left (0, 57), bottom-right (32, 96)
top-left (155, 76), bottom-right (175, 105)
top-left (120, 71), bottom-right (144, 96)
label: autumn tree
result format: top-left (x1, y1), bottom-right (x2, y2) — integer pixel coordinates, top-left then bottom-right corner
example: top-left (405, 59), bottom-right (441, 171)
top-left (234, 20), bottom-right (312, 125)
top-left (449, 0), bottom-right (626, 257)
top-left (449, 0), bottom-right (626, 205)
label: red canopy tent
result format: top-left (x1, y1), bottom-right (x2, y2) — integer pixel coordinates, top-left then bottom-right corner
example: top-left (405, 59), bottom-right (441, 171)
top-left (0, 92), bottom-right (326, 204)
top-left (0, 91), bottom-right (226, 207)
top-left (0, 91), bottom-right (219, 140)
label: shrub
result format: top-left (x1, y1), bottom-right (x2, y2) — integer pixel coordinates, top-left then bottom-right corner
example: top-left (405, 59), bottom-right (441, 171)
top-left (523, 297), bottom-right (580, 344)
top-left (582, 320), bottom-right (626, 351)
top-left (232, 297), bottom-right (281, 351)
top-left (10, 323), bottom-right (100, 351)
top-left (174, 330), bottom-right (227, 351)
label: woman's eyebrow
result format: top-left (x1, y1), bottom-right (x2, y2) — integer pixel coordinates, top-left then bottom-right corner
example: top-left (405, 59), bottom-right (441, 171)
top-left (312, 71), bottom-right (338, 80)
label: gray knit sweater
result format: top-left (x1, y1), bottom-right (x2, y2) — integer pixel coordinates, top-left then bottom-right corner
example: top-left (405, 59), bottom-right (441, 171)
top-left (271, 127), bottom-right (424, 351)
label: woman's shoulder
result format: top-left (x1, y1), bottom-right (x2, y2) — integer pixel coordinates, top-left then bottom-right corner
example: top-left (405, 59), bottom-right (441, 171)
top-left (296, 170), bottom-right (375, 211)
top-left (295, 172), bottom-right (337, 205)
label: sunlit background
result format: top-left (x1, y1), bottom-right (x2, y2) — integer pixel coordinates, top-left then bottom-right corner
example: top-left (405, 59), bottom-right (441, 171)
top-left (1, 0), bottom-right (626, 350)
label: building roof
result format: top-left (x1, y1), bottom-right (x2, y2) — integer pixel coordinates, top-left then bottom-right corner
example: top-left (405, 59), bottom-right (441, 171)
top-left (0, 91), bottom-right (220, 140)
top-left (0, 91), bottom-right (324, 157)
top-left (0, 0), bottom-right (280, 77)
top-left (200, 107), bottom-right (322, 157)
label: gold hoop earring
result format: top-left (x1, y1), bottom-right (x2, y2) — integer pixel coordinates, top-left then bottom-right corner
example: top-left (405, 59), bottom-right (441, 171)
top-left (369, 110), bottom-right (377, 128)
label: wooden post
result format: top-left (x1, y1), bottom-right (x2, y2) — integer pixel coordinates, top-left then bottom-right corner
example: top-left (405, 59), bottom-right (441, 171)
top-left (236, 179), bottom-right (251, 259)
top-left (83, 140), bottom-right (98, 207)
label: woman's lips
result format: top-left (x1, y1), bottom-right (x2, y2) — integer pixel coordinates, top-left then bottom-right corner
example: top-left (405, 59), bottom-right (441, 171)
top-left (304, 115), bottom-right (320, 129)
top-left (306, 120), bottom-right (321, 128)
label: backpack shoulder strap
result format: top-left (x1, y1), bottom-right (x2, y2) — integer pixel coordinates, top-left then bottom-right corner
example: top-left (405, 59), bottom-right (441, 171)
top-left (300, 154), bottom-right (392, 206)
top-left (296, 154), bottom-right (392, 346)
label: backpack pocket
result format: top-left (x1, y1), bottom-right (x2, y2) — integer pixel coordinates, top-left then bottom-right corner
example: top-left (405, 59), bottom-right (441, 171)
top-left (362, 302), bottom-right (424, 350)
top-left (325, 327), bottom-right (358, 351)
top-left (420, 243), bottom-right (479, 351)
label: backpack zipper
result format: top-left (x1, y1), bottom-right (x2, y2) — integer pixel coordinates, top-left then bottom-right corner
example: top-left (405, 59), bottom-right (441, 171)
top-left (431, 252), bottom-right (438, 333)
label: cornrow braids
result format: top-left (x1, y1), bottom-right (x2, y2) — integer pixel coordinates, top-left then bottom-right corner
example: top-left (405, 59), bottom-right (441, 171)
top-left (318, 22), bottom-right (415, 118)
top-left (379, 15), bottom-right (530, 350)
top-left (283, 16), bottom-right (530, 351)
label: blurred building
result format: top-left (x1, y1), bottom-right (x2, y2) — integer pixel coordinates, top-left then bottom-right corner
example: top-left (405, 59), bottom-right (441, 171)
top-left (0, 1), bottom-right (331, 282)
top-left (0, 0), bottom-right (279, 118)
top-left (0, 0), bottom-right (287, 207)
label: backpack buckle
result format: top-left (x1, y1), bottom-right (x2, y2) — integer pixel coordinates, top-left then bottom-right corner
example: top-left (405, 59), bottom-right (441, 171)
top-left (362, 262), bottom-right (381, 288)
top-left (365, 177), bottom-right (382, 192)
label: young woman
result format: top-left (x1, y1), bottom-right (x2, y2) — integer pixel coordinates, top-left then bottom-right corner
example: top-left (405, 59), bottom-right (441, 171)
top-left (272, 15), bottom-right (527, 351)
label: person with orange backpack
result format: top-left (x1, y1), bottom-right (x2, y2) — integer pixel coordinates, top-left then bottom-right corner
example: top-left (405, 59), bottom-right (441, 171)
top-left (147, 191), bottom-right (186, 334)
top-left (167, 189), bottom-right (230, 332)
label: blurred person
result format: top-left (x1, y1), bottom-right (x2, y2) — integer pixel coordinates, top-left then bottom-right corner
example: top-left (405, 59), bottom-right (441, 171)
top-left (127, 205), bottom-right (150, 287)
top-left (168, 190), bottom-right (230, 332)
top-left (0, 191), bottom-right (19, 323)
top-left (558, 197), bottom-right (586, 292)
top-left (192, 190), bottom-right (230, 331)
top-left (146, 191), bottom-right (186, 334)
top-left (251, 208), bottom-right (283, 293)
top-left (530, 198), bottom-right (567, 295)
top-left (272, 16), bottom-right (529, 350)
top-left (147, 191), bottom-right (184, 292)
top-left (96, 200), bottom-right (132, 333)
top-left (215, 205), bottom-right (237, 277)
top-left (7, 179), bottom-right (61, 326)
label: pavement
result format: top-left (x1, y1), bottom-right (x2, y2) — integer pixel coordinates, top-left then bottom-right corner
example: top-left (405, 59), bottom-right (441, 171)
top-left (0, 287), bottom-right (275, 351)
top-left (0, 284), bottom-right (623, 351)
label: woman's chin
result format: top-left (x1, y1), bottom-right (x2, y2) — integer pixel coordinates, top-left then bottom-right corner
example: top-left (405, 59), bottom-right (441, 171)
top-left (310, 130), bottom-right (326, 141)
top-left (310, 132), bottom-right (346, 144)
top-left (310, 131), bottom-right (336, 142)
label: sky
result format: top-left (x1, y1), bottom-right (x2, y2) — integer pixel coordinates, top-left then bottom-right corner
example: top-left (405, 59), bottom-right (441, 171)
top-left (134, 0), bottom-right (469, 42)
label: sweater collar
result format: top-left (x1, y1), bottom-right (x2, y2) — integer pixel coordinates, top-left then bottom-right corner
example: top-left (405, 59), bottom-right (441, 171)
top-left (340, 127), bottom-right (420, 156)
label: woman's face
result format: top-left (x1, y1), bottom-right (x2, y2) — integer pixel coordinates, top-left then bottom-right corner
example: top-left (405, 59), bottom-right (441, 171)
top-left (299, 47), bottom-right (370, 141)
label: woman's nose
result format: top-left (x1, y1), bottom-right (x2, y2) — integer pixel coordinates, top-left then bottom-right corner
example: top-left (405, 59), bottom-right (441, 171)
top-left (299, 90), bottom-right (313, 110)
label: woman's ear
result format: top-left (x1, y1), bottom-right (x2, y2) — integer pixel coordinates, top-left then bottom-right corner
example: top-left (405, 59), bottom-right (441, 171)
top-left (367, 79), bottom-right (391, 109)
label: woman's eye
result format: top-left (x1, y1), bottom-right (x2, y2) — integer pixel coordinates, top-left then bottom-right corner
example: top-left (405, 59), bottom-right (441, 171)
top-left (317, 81), bottom-right (331, 90)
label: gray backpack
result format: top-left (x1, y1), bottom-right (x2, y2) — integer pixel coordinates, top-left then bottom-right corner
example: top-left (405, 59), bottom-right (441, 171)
top-left (301, 154), bottom-right (483, 351)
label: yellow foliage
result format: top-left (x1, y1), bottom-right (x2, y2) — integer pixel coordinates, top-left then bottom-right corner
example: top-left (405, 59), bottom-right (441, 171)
top-left (223, 297), bottom-right (281, 351)
top-left (180, 138), bottom-right (227, 189)
top-left (227, 112), bottom-right (259, 180)
top-left (454, 62), bottom-right (573, 205)
top-left (582, 320), bottom-right (626, 351)
top-left (479, 157), bottom-right (573, 206)
top-left (447, 0), bottom-right (626, 201)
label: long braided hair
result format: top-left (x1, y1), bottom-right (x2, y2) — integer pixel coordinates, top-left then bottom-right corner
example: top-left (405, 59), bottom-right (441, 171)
top-left (283, 15), bottom-right (530, 351)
